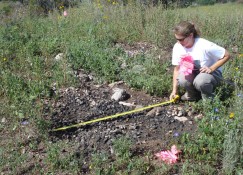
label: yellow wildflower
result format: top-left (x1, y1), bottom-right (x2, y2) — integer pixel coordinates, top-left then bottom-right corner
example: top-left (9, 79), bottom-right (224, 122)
top-left (229, 112), bottom-right (234, 119)
top-left (103, 15), bottom-right (108, 19)
top-left (235, 67), bottom-right (239, 71)
top-left (239, 54), bottom-right (243, 58)
top-left (203, 148), bottom-right (206, 154)
top-left (3, 58), bottom-right (7, 61)
top-left (97, 3), bottom-right (102, 8)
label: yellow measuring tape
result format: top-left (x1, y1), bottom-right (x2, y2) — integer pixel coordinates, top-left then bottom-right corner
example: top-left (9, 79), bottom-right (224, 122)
top-left (52, 95), bottom-right (180, 131)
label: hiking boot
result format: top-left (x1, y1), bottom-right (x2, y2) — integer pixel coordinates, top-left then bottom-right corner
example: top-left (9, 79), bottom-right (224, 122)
top-left (181, 92), bottom-right (201, 101)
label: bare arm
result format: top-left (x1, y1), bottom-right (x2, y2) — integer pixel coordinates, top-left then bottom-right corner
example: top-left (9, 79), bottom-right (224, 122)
top-left (170, 65), bottom-right (180, 100)
top-left (200, 50), bottom-right (231, 73)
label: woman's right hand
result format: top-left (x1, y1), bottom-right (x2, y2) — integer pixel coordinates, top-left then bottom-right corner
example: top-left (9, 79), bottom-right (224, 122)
top-left (170, 92), bottom-right (177, 101)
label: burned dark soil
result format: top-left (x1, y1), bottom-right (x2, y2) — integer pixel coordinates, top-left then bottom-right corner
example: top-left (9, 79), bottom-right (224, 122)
top-left (45, 69), bottom-right (201, 171)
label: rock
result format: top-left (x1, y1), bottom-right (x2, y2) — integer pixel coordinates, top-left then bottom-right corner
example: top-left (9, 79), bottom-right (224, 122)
top-left (110, 146), bottom-right (114, 154)
top-left (135, 105), bottom-right (144, 109)
top-left (146, 107), bottom-right (163, 116)
top-left (76, 98), bottom-right (84, 105)
top-left (1, 118), bottom-right (6, 123)
top-left (128, 124), bottom-right (137, 130)
top-left (195, 114), bottom-right (204, 120)
top-left (187, 111), bottom-right (193, 117)
top-left (111, 88), bottom-right (130, 101)
top-left (146, 108), bottom-right (157, 116)
top-left (121, 62), bottom-right (127, 69)
top-left (119, 101), bottom-right (135, 107)
top-left (108, 81), bottom-right (124, 88)
top-left (174, 116), bottom-right (188, 122)
top-left (116, 124), bottom-right (126, 129)
top-left (155, 107), bottom-right (163, 116)
top-left (177, 111), bottom-right (183, 117)
top-left (54, 53), bottom-right (64, 61)
top-left (167, 111), bottom-right (172, 115)
top-left (172, 110), bottom-right (178, 116)
top-left (90, 100), bottom-right (96, 107)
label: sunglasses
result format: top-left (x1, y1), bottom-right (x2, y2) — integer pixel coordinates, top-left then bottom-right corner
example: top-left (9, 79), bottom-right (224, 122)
top-left (175, 35), bottom-right (188, 42)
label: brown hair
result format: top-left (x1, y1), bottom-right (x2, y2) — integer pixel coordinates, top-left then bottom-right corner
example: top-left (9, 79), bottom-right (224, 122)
top-left (173, 21), bottom-right (201, 38)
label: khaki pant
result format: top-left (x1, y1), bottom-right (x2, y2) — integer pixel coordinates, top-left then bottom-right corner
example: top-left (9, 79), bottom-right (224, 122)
top-left (178, 70), bottom-right (222, 100)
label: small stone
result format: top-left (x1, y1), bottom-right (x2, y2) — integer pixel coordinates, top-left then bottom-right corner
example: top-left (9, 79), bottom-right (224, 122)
top-left (166, 130), bottom-right (173, 135)
top-left (116, 124), bottom-right (126, 129)
top-left (146, 108), bottom-right (157, 116)
top-left (141, 140), bottom-right (146, 144)
top-left (119, 101), bottom-right (135, 107)
top-left (135, 105), bottom-right (144, 109)
top-left (110, 147), bottom-right (114, 154)
top-left (76, 99), bottom-right (84, 105)
top-left (128, 125), bottom-right (137, 130)
top-left (195, 114), bottom-right (204, 120)
top-left (93, 84), bottom-right (101, 88)
top-left (174, 116), bottom-right (188, 122)
top-left (170, 119), bottom-right (175, 123)
top-left (20, 148), bottom-right (26, 154)
top-left (167, 111), bottom-right (172, 115)
top-left (188, 121), bottom-right (193, 124)
top-left (1, 118), bottom-right (6, 123)
top-left (108, 81), bottom-right (124, 88)
top-left (177, 111), bottom-right (183, 117)
top-left (54, 53), bottom-right (64, 61)
top-left (90, 100), bottom-right (96, 106)
top-left (121, 62), bottom-right (127, 69)
top-left (155, 107), bottom-right (163, 116)
top-left (172, 110), bottom-right (177, 116)
top-left (187, 111), bottom-right (193, 117)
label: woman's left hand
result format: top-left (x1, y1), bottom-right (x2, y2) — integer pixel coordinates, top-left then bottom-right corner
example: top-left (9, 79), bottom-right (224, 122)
top-left (200, 66), bottom-right (213, 74)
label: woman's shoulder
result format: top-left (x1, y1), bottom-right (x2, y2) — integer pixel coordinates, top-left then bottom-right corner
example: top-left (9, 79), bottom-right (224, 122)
top-left (195, 37), bottom-right (211, 43)
top-left (194, 37), bottom-right (215, 47)
top-left (173, 42), bottom-right (185, 53)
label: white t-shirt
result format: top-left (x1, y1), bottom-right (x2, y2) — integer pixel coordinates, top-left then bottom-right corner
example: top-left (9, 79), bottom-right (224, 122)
top-left (172, 38), bottom-right (225, 73)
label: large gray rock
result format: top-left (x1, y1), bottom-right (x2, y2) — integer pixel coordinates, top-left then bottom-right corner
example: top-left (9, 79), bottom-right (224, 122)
top-left (111, 88), bottom-right (130, 101)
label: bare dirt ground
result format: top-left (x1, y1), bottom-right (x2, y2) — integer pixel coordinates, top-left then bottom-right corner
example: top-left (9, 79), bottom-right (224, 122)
top-left (45, 68), bottom-right (200, 173)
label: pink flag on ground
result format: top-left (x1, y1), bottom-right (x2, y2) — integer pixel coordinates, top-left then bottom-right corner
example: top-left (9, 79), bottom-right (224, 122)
top-left (63, 11), bottom-right (68, 17)
top-left (179, 55), bottom-right (194, 76)
top-left (155, 145), bottom-right (181, 164)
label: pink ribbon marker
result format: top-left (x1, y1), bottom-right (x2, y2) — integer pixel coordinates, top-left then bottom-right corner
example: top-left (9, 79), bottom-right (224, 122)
top-left (63, 11), bottom-right (68, 17)
top-left (179, 55), bottom-right (194, 76)
top-left (155, 145), bottom-right (181, 164)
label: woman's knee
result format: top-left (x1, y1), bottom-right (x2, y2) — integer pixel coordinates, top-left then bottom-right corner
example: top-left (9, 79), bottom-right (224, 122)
top-left (178, 74), bottom-right (195, 88)
top-left (193, 73), bottom-right (216, 92)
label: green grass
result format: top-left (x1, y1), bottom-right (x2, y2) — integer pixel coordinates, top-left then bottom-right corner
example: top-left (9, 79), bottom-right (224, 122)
top-left (0, 1), bottom-right (242, 174)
